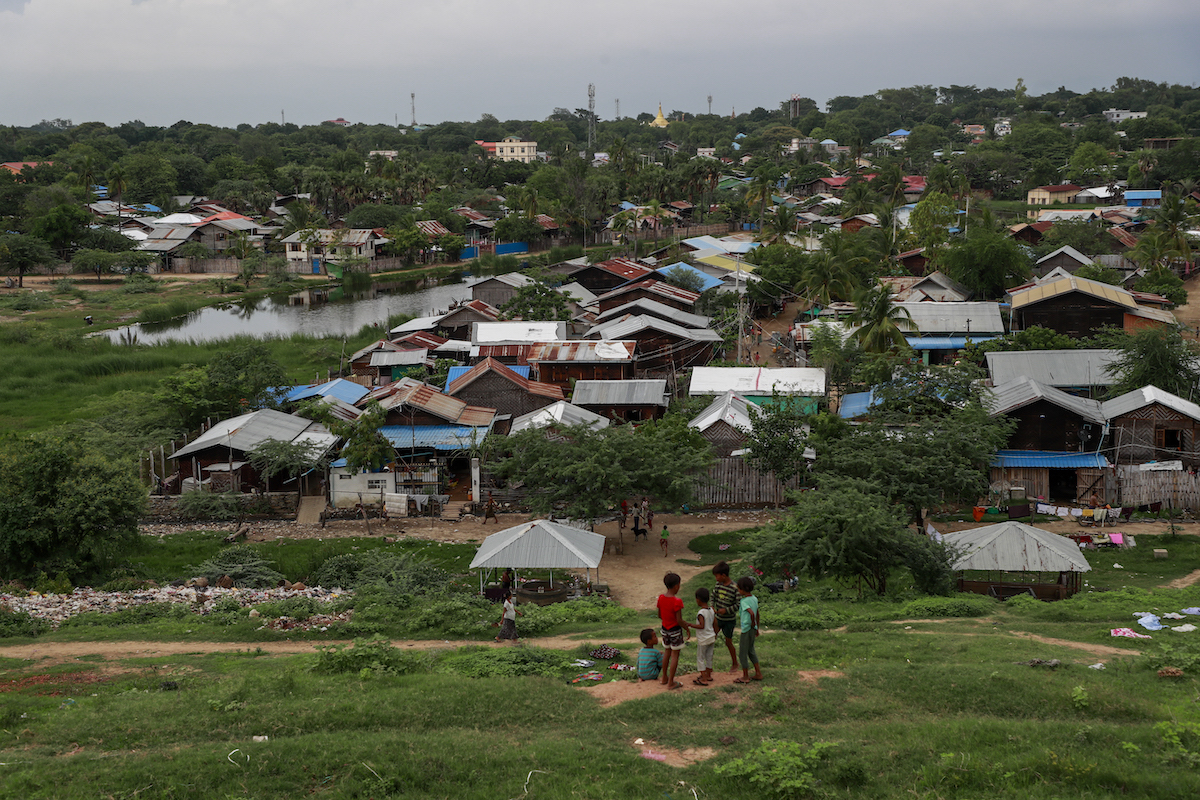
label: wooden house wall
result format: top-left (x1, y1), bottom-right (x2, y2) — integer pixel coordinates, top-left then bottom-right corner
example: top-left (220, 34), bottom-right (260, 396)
top-left (691, 457), bottom-right (801, 506)
top-left (569, 267), bottom-right (632, 293)
top-left (1015, 295), bottom-right (1125, 339)
top-left (1108, 404), bottom-right (1200, 467)
top-left (382, 408), bottom-right (451, 426)
top-left (1116, 466), bottom-right (1200, 508)
top-left (898, 253), bottom-right (929, 275)
top-left (576, 403), bottom-right (665, 423)
top-left (1034, 252), bottom-right (1088, 276)
top-left (701, 421), bottom-right (747, 458)
top-left (349, 360), bottom-right (382, 382)
top-left (448, 373), bottom-right (557, 417)
top-left (627, 332), bottom-right (714, 371)
top-left (1004, 400), bottom-right (1093, 452)
top-left (470, 281), bottom-right (519, 309)
top-left (531, 361), bottom-right (632, 391)
top-left (989, 467), bottom-right (1050, 503)
top-left (438, 310), bottom-right (494, 339)
top-left (598, 288), bottom-right (692, 315)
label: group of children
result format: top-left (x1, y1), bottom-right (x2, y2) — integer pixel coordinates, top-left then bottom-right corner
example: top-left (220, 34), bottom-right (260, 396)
top-left (618, 496), bottom-right (671, 557)
top-left (639, 561), bottom-right (762, 688)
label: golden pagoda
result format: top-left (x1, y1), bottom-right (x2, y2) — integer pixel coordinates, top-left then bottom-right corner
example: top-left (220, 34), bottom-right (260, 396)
top-left (649, 103), bottom-right (669, 128)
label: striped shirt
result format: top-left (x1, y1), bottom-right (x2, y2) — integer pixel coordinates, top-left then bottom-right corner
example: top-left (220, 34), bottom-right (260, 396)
top-left (712, 582), bottom-right (740, 622)
top-left (637, 647), bottom-right (663, 680)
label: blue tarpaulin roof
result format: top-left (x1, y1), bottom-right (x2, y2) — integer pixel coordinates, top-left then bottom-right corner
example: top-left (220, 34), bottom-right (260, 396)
top-left (286, 379), bottom-right (369, 405)
top-left (838, 389), bottom-right (877, 418)
top-left (656, 262), bottom-right (723, 292)
top-left (991, 450), bottom-right (1109, 469)
top-left (445, 364), bottom-right (529, 391)
top-left (906, 336), bottom-right (998, 350)
top-left (380, 424), bottom-right (492, 453)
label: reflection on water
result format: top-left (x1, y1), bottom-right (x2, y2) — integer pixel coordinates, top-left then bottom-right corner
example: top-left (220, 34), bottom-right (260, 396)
top-left (106, 273), bottom-right (474, 344)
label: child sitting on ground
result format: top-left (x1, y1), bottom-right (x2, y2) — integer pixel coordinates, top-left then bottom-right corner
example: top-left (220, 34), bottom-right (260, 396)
top-left (636, 628), bottom-right (663, 682)
top-left (684, 586), bottom-right (716, 685)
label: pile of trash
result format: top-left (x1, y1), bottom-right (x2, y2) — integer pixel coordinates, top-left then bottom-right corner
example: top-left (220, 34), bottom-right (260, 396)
top-left (1, 584), bottom-right (346, 629)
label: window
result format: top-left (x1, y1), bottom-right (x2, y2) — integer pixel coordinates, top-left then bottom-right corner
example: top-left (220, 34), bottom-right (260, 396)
top-left (367, 478), bottom-right (388, 490)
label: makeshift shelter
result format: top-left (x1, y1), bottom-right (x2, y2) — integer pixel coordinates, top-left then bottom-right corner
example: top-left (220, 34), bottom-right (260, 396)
top-left (943, 521), bottom-right (1091, 600)
top-left (469, 520), bottom-right (606, 601)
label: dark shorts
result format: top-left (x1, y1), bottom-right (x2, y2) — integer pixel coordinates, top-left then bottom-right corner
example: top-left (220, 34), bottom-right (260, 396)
top-left (661, 625), bottom-right (685, 650)
top-left (716, 617), bottom-right (737, 640)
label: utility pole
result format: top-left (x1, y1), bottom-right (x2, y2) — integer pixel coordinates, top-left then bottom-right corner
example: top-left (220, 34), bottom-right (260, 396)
top-left (410, 93), bottom-right (416, 126)
top-left (587, 83), bottom-right (596, 151)
top-left (615, 98), bottom-right (620, 119)
top-left (707, 95), bottom-right (712, 115)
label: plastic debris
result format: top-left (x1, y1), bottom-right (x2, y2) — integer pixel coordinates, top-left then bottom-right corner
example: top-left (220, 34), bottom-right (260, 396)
top-left (641, 750), bottom-right (667, 762)
top-left (1088, 663), bottom-right (1106, 670)
top-left (1111, 627), bottom-right (1152, 639)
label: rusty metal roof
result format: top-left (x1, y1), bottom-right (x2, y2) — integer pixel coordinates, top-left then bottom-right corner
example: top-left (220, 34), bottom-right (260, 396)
top-left (587, 259), bottom-right (654, 281)
top-left (473, 344), bottom-right (533, 363)
top-left (393, 331), bottom-right (448, 350)
top-left (447, 358), bottom-right (564, 401)
top-left (526, 341), bottom-right (636, 363)
top-left (371, 377), bottom-right (498, 426)
top-left (595, 279), bottom-right (701, 307)
top-left (416, 219), bottom-right (451, 238)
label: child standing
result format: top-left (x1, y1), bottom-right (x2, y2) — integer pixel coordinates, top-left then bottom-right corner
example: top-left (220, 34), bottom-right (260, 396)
top-left (659, 523), bottom-right (670, 557)
top-left (495, 590), bottom-right (523, 644)
top-left (656, 572), bottom-right (690, 689)
top-left (685, 586), bottom-right (716, 685)
top-left (733, 576), bottom-right (762, 683)
top-left (636, 628), bottom-right (663, 682)
top-left (711, 561), bottom-right (740, 672)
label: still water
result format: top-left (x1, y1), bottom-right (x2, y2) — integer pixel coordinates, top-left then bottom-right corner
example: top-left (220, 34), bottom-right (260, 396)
top-left (106, 275), bottom-right (475, 344)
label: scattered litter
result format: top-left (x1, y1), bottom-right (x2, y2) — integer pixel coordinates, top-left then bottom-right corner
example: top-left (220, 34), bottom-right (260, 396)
top-left (571, 671), bottom-right (604, 684)
top-left (1163, 613), bottom-right (1186, 620)
top-left (227, 749), bottom-right (249, 766)
top-left (1134, 613), bottom-right (1164, 631)
top-left (1021, 659), bottom-right (1060, 669)
top-left (1111, 627), bottom-right (1152, 639)
top-left (608, 663), bottom-right (634, 671)
top-left (589, 645), bottom-right (621, 660)
top-left (641, 750), bottom-right (667, 762)
top-left (1182, 608), bottom-right (1200, 615)
top-left (1113, 563), bottom-right (1124, 569)
top-left (252, 735), bottom-right (268, 743)
top-left (634, 738), bottom-right (645, 745)
top-left (1171, 624), bottom-right (1197, 633)
top-left (571, 659), bottom-right (596, 668)
top-left (718, 544), bottom-right (731, 550)
top-left (1088, 663), bottom-right (1106, 670)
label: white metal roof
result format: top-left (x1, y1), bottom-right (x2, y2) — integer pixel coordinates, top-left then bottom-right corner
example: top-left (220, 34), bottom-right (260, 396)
top-left (896, 301), bottom-right (1005, 334)
top-left (985, 376), bottom-right (1105, 423)
top-left (1101, 386), bottom-right (1200, 424)
top-left (572, 379), bottom-right (670, 406)
top-left (509, 401), bottom-right (609, 434)
top-left (689, 367), bottom-right (826, 397)
top-left (172, 409), bottom-right (336, 460)
top-left (472, 321), bottom-right (567, 344)
top-left (468, 520), bottom-right (606, 570)
top-left (689, 390), bottom-right (756, 433)
top-left (586, 314), bottom-right (723, 343)
top-left (389, 315), bottom-right (443, 335)
top-left (943, 522), bottom-right (1092, 573)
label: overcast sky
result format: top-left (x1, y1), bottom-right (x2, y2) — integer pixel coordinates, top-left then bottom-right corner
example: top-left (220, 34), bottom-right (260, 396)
top-left (2, 0), bottom-right (1198, 129)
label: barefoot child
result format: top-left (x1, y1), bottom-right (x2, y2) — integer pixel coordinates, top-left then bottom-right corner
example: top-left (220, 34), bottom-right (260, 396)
top-left (685, 587), bottom-right (716, 685)
top-left (656, 572), bottom-right (690, 689)
top-left (659, 523), bottom-right (670, 557)
top-left (636, 628), bottom-right (663, 682)
top-left (711, 562), bottom-right (740, 671)
top-left (733, 576), bottom-right (763, 683)
top-left (494, 590), bottom-right (523, 643)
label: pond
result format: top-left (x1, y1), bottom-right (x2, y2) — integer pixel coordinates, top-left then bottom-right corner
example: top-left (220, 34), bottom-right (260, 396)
top-left (105, 274), bottom-right (475, 344)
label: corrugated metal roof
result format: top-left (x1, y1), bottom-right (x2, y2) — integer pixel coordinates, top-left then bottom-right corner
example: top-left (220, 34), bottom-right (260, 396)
top-left (509, 401), bottom-right (610, 434)
top-left (526, 341), bottom-right (636, 363)
top-left (445, 358), bottom-right (563, 400)
top-left (1126, 305), bottom-right (1177, 325)
top-left (985, 349), bottom-right (1119, 388)
top-left (471, 344), bottom-right (532, 362)
top-left (393, 331), bottom-right (448, 350)
top-left (689, 391), bottom-right (756, 433)
top-left (991, 450), bottom-right (1110, 468)
top-left (985, 377), bottom-right (1105, 423)
top-left (556, 281), bottom-right (596, 305)
top-left (373, 377), bottom-right (497, 426)
top-left (472, 272), bottom-right (533, 291)
top-left (446, 364), bottom-right (531, 389)
top-left (473, 321), bottom-right (567, 344)
top-left (416, 219), bottom-right (451, 238)
top-left (906, 336), bottom-right (998, 350)
top-left (689, 367), bottom-right (826, 397)
top-left (349, 339), bottom-right (401, 362)
top-left (370, 350), bottom-right (429, 367)
top-left (595, 279), bottom-right (701, 307)
top-left (439, 300), bottom-right (500, 326)
top-left (468, 520), bottom-right (606, 569)
top-left (389, 315), bottom-right (443, 335)
top-left (572, 379), bottom-right (669, 406)
top-left (943, 522), bottom-right (1092, 573)
top-left (594, 298), bottom-right (711, 329)
top-left (587, 314), bottom-right (723, 343)
top-left (286, 379), bottom-right (370, 406)
top-left (654, 263), bottom-right (723, 292)
top-left (838, 389), bottom-right (877, 419)
top-left (1010, 276), bottom-right (1136, 311)
top-left (1036, 245), bottom-right (1092, 266)
top-left (173, 409), bottom-right (336, 460)
top-left (896, 301), bottom-right (1005, 334)
top-left (582, 259), bottom-right (654, 281)
top-left (379, 423), bottom-right (493, 452)
top-left (1101, 386), bottom-right (1200, 423)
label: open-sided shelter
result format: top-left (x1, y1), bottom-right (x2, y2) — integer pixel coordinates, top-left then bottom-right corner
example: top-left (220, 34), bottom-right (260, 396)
top-left (469, 519), bottom-right (606, 596)
top-left (944, 521), bottom-right (1092, 600)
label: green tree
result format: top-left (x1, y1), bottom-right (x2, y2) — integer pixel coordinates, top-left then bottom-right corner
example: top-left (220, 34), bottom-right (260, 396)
top-left (71, 248), bottom-right (118, 283)
top-left (155, 344), bottom-right (289, 428)
top-left (848, 284), bottom-right (914, 353)
top-left (751, 480), bottom-right (953, 596)
top-left (498, 280), bottom-right (572, 321)
top-left (662, 264), bottom-right (707, 294)
top-left (940, 224), bottom-right (1030, 299)
top-left (908, 190), bottom-right (958, 261)
top-left (0, 232), bottom-right (56, 288)
top-left (247, 439), bottom-right (328, 501)
top-left (1100, 325), bottom-right (1200, 400)
top-left (1068, 141), bottom-right (1112, 185)
top-left (436, 233), bottom-right (466, 261)
top-left (0, 433), bottom-right (146, 580)
top-left (742, 394), bottom-right (812, 506)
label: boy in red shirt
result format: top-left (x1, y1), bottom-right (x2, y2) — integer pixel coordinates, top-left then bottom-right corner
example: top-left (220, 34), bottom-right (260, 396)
top-left (656, 572), bottom-right (690, 689)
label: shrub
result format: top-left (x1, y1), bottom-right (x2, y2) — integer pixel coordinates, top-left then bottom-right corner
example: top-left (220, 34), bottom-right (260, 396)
top-left (177, 490), bottom-right (243, 521)
top-left (121, 273), bottom-right (160, 294)
top-left (715, 739), bottom-right (839, 798)
top-left (1141, 639), bottom-right (1200, 674)
top-left (8, 291), bottom-right (53, 311)
top-left (194, 545), bottom-right (284, 588)
top-left (59, 603), bottom-right (190, 629)
top-left (516, 596), bottom-right (635, 636)
top-left (312, 550), bottom-right (448, 594)
top-left (439, 645), bottom-right (573, 678)
top-left (311, 635), bottom-right (431, 677)
top-left (254, 596), bottom-right (323, 620)
top-left (899, 595), bottom-right (996, 618)
top-left (0, 607), bottom-right (49, 638)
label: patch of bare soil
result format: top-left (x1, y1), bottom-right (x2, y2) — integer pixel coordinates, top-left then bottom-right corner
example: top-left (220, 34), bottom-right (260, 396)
top-left (1013, 632), bottom-right (1141, 659)
top-left (628, 739), bottom-right (717, 768)
top-left (1163, 568), bottom-right (1200, 590)
top-left (795, 669), bottom-right (846, 685)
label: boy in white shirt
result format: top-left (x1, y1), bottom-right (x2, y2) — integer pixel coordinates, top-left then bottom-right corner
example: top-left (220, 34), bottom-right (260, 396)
top-left (685, 586), bottom-right (716, 685)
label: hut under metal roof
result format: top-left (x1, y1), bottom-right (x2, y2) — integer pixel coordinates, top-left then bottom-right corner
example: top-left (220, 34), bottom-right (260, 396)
top-left (468, 519), bottom-right (607, 591)
top-left (943, 521), bottom-right (1091, 600)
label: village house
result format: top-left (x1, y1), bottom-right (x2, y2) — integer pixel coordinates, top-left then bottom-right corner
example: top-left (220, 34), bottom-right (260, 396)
top-left (444, 357), bottom-right (564, 418)
top-left (525, 340), bottom-right (636, 391)
top-left (571, 378), bottom-right (670, 422)
top-left (1009, 275), bottom-right (1175, 339)
top-left (281, 228), bottom-right (388, 270)
top-left (984, 349), bottom-right (1120, 398)
top-left (1102, 386), bottom-right (1200, 469)
top-left (594, 279), bottom-right (701, 315)
top-left (1026, 184), bottom-right (1082, 205)
top-left (585, 314), bottom-right (723, 371)
top-left (688, 390), bottom-right (756, 457)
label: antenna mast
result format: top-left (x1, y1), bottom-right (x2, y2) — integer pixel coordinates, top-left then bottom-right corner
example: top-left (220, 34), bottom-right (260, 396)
top-left (587, 83), bottom-right (596, 150)
top-left (410, 93), bottom-right (416, 126)
top-left (707, 95), bottom-right (712, 115)
top-left (615, 98), bottom-right (620, 119)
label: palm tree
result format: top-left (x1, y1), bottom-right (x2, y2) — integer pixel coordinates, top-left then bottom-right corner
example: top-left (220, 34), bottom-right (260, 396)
top-left (611, 210), bottom-right (638, 256)
top-left (840, 180), bottom-right (875, 218)
top-left (641, 199), bottom-right (670, 248)
top-left (76, 154), bottom-right (97, 203)
top-left (745, 169), bottom-right (776, 234)
top-left (848, 284), bottom-right (914, 353)
top-left (1131, 228), bottom-right (1181, 271)
top-left (1151, 193), bottom-right (1193, 267)
top-left (1136, 151), bottom-right (1158, 188)
top-left (759, 205), bottom-right (797, 245)
top-left (108, 164), bottom-right (128, 231)
top-left (797, 235), bottom-right (862, 307)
